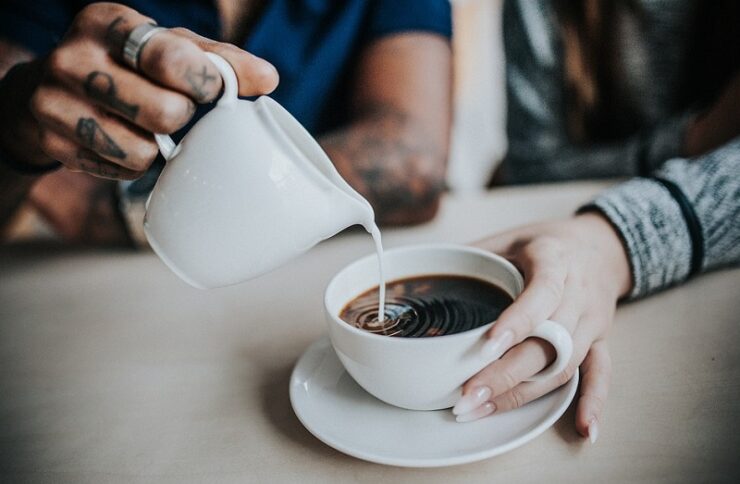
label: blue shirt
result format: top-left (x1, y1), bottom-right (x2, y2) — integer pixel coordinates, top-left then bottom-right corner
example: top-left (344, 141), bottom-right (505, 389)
top-left (0, 0), bottom-right (451, 135)
top-left (1, 0), bottom-right (450, 196)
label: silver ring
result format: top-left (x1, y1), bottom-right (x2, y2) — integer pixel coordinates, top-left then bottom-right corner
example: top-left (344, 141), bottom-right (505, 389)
top-left (122, 23), bottom-right (165, 70)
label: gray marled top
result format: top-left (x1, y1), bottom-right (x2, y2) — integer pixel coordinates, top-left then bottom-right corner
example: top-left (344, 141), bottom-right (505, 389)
top-left (500, 0), bottom-right (739, 298)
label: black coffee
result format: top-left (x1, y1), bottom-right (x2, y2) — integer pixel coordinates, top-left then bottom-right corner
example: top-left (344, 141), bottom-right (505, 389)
top-left (339, 275), bottom-right (513, 337)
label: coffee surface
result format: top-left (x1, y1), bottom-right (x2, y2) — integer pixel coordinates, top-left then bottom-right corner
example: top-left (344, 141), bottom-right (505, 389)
top-left (340, 275), bottom-right (513, 337)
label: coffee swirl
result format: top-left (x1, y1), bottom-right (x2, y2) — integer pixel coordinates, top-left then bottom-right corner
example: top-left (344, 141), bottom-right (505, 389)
top-left (340, 275), bottom-right (513, 338)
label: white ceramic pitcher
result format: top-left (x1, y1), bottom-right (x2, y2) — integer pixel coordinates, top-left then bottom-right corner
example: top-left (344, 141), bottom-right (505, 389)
top-left (144, 53), bottom-right (375, 289)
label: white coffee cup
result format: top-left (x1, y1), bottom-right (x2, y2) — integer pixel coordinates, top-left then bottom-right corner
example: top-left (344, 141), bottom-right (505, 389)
top-left (144, 53), bottom-right (374, 289)
top-left (324, 244), bottom-right (574, 411)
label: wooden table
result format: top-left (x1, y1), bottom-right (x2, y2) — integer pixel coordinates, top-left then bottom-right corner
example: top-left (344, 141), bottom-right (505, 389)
top-left (1, 181), bottom-right (738, 483)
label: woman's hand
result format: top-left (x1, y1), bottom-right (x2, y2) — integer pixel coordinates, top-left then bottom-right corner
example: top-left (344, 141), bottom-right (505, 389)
top-left (452, 212), bottom-right (632, 442)
top-left (0, 2), bottom-right (279, 178)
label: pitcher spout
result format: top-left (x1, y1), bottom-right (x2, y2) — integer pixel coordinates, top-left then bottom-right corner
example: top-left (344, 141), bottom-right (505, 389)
top-left (255, 95), bottom-right (378, 231)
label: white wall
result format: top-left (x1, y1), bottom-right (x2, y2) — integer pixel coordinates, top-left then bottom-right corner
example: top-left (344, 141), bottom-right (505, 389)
top-left (448, 0), bottom-right (507, 193)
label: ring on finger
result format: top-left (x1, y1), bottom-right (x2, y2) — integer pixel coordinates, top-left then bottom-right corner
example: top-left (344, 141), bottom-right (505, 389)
top-left (122, 23), bottom-right (166, 71)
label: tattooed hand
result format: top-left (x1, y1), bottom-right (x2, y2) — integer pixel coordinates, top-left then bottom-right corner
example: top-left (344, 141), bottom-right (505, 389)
top-left (1, 2), bottom-right (279, 180)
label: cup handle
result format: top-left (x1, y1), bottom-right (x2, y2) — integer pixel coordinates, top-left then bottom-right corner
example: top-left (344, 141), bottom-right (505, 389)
top-left (523, 319), bottom-right (573, 382)
top-left (154, 52), bottom-right (240, 160)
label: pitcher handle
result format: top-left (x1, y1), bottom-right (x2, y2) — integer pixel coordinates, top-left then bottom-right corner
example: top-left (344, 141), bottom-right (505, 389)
top-left (154, 52), bottom-right (240, 160)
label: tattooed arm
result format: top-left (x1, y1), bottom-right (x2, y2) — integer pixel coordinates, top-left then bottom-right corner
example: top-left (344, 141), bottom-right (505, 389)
top-left (0, 3), bottom-right (278, 242)
top-left (320, 33), bottom-right (452, 226)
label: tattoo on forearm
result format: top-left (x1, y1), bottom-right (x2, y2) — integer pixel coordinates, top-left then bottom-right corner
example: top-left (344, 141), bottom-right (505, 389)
top-left (184, 65), bottom-right (218, 102)
top-left (76, 118), bottom-right (127, 159)
top-left (84, 71), bottom-right (140, 120)
top-left (321, 105), bottom-right (446, 225)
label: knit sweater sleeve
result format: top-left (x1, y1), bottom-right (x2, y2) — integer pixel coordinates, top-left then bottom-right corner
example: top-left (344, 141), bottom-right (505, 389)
top-left (583, 137), bottom-right (740, 298)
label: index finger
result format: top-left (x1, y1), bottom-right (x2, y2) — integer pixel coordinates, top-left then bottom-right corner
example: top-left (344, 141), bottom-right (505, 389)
top-left (82, 5), bottom-right (224, 103)
top-left (136, 30), bottom-right (224, 103)
top-left (481, 238), bottom-right (567, 360)
top-left (169, 28), bottom-right (279, 96)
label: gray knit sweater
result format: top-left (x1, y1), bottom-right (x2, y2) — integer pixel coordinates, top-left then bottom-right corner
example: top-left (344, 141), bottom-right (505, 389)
top-left (500, 0), bottom-right (740, 298)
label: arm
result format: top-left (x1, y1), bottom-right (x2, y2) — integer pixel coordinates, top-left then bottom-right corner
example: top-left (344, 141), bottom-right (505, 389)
top-left (319, 32), bottom-right (452, 226)
top-left (452, 138), bottom-right (740, 436)
top-left (585, 137), bottom-right (740, 298)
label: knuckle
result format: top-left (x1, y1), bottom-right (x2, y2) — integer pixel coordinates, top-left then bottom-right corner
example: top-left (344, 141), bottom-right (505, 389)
top-left (515, 307), bottom-right (539, 331)
top-left (495, 389), bottom-right (523, 411)
top-left (73, 3), bottom-right (126, 31)
top-left (71, 4), bottom-right (98, 30)
top-left (28, 89), bottom-right (51, 120)
top-left (509, 389), bottom-right (526, 409)
top-left (47, 43), bottom-right (103, 80)
top-left (169, 27), bottom-right (190, 36)
top-left (170, 27), bottom-right (200, 41)
top-left (37, 130), bottom-right (59, 155)
top-left (530, 235), bottom-right (563, 254)
top-left (556, 361), bottom-right (579, 386)
top-left (149, 42), bottom-right (192, 79)
top-left (46, 49), bottom-right (72, 77)
top-left (494, 367), bottom-right (518, 393)
top-left (540, 273), bottom-right (565, 300)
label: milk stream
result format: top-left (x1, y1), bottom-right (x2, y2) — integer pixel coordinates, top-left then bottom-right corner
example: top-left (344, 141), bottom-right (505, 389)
top-left (367, 224), bottom-right (385, 324)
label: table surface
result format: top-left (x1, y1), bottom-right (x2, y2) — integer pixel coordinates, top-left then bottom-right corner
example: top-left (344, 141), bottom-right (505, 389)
top-left (1, 181), bottom-right (739, 483)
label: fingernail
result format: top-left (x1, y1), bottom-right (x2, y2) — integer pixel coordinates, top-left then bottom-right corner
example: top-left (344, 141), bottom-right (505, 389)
top-left (588, 419), bottom-right (599, 444)
top-left (452, 386), bottom-right (492, 415)
top-left (455, 402), bottom-right (496, 423)
top-left (481, 330), bottom-right (514, 360)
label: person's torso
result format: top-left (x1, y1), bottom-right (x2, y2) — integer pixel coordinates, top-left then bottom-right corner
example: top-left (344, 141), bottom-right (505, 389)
top-left (96, 0), bottom-right (375, 135)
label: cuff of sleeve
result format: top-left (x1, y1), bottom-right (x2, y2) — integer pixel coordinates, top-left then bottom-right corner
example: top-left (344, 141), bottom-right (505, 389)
top-left (581, 178), bottom-right (692, 299)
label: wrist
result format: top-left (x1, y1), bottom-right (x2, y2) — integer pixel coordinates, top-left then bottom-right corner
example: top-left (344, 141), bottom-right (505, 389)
top-left (575, 211), bottom-right (633, 299)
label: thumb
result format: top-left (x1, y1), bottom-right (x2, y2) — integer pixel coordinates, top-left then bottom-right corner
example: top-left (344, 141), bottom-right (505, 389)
top-left (169, 28), bottom-right (279, 96)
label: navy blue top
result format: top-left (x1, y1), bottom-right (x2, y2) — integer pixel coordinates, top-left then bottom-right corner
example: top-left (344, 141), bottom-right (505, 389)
top-left (0, 0), bottom-right (451, 136)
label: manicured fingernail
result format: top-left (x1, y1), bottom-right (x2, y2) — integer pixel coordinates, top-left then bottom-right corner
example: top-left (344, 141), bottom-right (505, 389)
top-left (588, 419), bottom-right (599, 444)
top-left (452, 386), bottom-right (492, 415)
top-left (455, 402), bottom-right (496, 423)
top-left (481, 330), bottom-right (514, 360)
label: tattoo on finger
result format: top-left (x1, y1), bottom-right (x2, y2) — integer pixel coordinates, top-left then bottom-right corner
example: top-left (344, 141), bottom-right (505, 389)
top-left (76, 149), bottom-right (141, 180)
top-left (76, 148), bottom-right (123, 178)
top-left (104, 16), bottom-right (129, 51)
top-left (84, 71), bottom-right (140, 120)
top-left (184, 65), bottom-right (218, 102)
top-left (75, 117), bottom-right (127, 159)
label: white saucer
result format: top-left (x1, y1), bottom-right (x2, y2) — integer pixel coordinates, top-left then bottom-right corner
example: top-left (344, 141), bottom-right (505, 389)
top-left (289, 336), bottom-right (579, 467)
